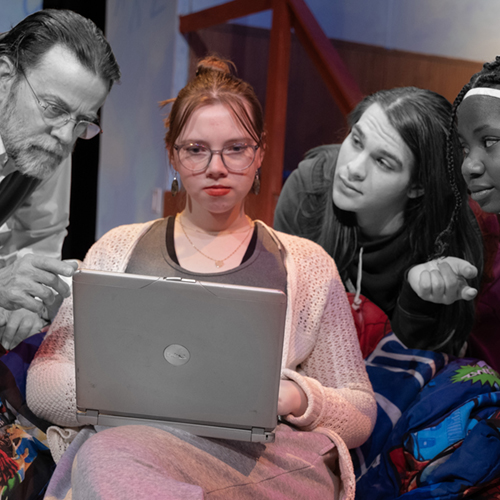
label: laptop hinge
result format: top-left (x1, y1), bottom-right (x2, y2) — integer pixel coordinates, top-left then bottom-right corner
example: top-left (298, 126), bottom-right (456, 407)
top-left (251, 427), bottom-right (275, 443)
top-left (76, 409), bottom-right (99, 426)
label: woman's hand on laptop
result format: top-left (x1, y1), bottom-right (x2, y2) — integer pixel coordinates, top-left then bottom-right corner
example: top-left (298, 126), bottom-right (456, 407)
top-left (278, 380), bottom-right (307, 417)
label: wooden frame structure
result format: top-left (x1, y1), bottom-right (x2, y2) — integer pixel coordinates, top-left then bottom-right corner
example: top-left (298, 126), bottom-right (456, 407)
top-left (179, 0), bottom-right (362, 224)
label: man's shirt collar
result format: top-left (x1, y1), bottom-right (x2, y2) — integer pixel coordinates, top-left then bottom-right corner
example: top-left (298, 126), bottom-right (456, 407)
top-left (0, 135), bottom-right (8, 171)
top-left (0, 135), bottom-right (17, 176)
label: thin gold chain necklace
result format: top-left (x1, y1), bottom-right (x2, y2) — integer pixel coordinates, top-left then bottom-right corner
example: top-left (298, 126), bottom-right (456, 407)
top-left (177, 215), bottom-right (254, 268)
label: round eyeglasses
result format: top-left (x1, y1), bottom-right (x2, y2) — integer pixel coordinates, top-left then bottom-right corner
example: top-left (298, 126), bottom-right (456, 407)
top-left (173, 143), bottom-right (259, 173)
top-left (21, 70), bottom-right (102, 140)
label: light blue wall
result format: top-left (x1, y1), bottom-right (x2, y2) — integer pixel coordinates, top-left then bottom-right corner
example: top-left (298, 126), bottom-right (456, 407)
top-left (98, 0), bottom-right (500, 237)
top-left (97, 0), bottom-right (181, 237)
top-left (0, 0), bottom-right (42, 32)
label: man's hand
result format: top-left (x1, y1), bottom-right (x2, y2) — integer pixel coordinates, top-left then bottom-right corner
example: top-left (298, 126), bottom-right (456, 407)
top-left (0, 307), bottom-right (48, 351)
top-left (0, 255), bottom-right (78, 313)
top-left (407, 257), bottom-right (478, 305)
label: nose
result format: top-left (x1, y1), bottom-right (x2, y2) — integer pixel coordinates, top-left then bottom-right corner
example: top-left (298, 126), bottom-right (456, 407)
top-left (461, 150), bottom-right (485, 182)
top-left (206, 151), bottom-right (228, 178)
top-left (50, 120), bottom-right (78, 146)
top-left (346, 153), bottom-right (367, 181)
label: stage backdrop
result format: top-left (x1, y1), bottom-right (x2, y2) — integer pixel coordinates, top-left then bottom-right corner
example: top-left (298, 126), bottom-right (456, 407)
top-left (0, 1), bottom-right (42, 32)
top-left (98, 0), bottom-right (498, 238)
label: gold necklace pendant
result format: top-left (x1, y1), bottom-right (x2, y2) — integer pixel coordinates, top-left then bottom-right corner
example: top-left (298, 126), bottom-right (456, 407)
top-left (177, 214), bottom-right (254, 268)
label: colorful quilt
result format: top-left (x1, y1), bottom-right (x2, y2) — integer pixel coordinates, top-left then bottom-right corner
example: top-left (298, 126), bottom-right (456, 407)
top-left (352, 333), bottom-right (500, 499)
top-left (0, 333), bottom-right (54, 500)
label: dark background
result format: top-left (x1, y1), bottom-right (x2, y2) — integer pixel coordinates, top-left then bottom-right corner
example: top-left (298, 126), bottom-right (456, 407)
top-left (43, 0), bottom-right (105, 261)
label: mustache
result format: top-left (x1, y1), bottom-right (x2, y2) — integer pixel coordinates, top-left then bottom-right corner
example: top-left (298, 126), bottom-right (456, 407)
top-left (31, 138), bottom-right (69, 158)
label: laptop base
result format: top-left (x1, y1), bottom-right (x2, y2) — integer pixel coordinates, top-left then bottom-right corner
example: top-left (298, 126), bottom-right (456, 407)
top-left (77, 409), bottom-right (276, 443)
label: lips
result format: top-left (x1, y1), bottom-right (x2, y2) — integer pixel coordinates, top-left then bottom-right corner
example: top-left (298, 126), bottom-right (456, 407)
top-left (468, 185), bottom-right (495, 202)
top-left (204, 186), bottom-right (231, 196)
top-left (338, 176), bottom-right (363, 195)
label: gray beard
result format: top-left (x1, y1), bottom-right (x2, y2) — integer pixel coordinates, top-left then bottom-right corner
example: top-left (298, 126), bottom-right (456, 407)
top-left (8, 146), bottom-right (65, 179)
top-left (0, 89), bottom-right (69, 180)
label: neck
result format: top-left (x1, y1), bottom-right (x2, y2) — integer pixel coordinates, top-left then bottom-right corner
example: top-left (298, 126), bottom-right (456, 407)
top-left (356, 210), bottom-right (404, 238)
top-left (179, 202), bottom-right (251, 234)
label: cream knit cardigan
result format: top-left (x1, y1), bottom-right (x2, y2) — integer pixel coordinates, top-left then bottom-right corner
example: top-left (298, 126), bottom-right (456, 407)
top-left (26, 221), bottom-right (376, 499)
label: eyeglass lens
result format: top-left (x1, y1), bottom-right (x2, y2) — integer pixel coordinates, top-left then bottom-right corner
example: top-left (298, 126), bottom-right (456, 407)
top-left (178, 144), bottom-right (256, 171)
top-left (23, 72), bottom-right (101, 139)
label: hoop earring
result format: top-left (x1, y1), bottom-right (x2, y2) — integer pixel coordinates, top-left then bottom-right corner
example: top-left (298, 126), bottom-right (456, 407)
top-left (252, 170), bottom-right (260, 195)
top-left (171, 172), bottom-right (179, 197)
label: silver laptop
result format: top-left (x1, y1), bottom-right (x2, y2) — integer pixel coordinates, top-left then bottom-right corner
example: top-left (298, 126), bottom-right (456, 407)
top-left (72, 269), bottom-right (287, 443)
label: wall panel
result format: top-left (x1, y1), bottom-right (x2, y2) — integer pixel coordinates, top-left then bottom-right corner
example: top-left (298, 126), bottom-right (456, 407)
top-left (186, 24), bottom-right (482, 182)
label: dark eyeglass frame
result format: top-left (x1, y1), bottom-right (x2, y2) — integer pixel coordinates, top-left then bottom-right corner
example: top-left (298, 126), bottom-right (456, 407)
top-left (20, 69), bottom-right (102, 140)
top-left (173, 143), bottom-right (260, 173)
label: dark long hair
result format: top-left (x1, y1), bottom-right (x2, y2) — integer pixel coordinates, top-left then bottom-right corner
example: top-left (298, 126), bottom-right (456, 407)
top-left (296, 87), bottom-right (483, 353)
top-left (0, 9), bottom-right (120, 89)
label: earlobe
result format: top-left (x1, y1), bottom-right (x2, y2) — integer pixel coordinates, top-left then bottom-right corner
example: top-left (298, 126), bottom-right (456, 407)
top-left (408, 186), bottom-right (424, 199)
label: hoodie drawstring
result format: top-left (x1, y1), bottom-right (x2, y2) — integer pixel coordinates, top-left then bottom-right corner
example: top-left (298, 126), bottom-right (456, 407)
top-left (351, 247), bottom-right (364, 311)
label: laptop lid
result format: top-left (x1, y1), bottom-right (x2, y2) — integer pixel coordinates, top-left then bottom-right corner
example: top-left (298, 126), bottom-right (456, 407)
top-left (72, 269), bottom-right (287, 442)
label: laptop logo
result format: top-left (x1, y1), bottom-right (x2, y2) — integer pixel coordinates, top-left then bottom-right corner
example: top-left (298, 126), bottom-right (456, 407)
top-left (164, 344), bottom-right (190, 366)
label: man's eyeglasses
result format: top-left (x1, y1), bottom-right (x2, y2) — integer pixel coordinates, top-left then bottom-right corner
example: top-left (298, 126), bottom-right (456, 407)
top-left (20, 70), bottom-right (102, 140)
top-left (173, 143), bottom-right (259, 173)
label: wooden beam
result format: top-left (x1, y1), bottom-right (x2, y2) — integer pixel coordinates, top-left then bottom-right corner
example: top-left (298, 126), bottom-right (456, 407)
top-left (258, 0), bottom-right (292, 224)
top-left (287, 0), bottom-right (363, 115)
top-left (179, 0), bottom-right (272, 33)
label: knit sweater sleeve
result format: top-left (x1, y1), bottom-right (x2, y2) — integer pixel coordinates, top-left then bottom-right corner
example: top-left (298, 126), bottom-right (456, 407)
top-left (276, 231), bottom-right (376, 449)
top-left (26, 222), bottom-right (153, 427)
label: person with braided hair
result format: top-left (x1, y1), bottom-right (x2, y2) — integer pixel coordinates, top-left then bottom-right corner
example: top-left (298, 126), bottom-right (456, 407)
top-left (449, 57), bottom-right (500, 370)
top-left (455, 57), bottom-right (500, 213)
top-left (275, 87), bottom-right (484, 356)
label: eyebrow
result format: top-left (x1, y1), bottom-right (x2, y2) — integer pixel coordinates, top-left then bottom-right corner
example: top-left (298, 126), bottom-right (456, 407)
top-left (471, 124), bottom-right (500, 135)
top-left (352, 124), bottom-right (404, 168)
top-left (352, 124), bottom-right (365, 139)
top-left (377, 149), bottom-right (403, 169)
top-left (181, 137), bottom-right (253, 145)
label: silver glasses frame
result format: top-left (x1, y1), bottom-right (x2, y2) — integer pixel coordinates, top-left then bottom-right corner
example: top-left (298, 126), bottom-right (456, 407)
top-left (173, 143), bottom-right (260, 173)
top-left (20, 69), bottom-right (102, 140)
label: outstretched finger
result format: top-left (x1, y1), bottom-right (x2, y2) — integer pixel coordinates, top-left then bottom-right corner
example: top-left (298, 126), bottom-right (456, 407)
top-left (31, 255), bottom-right (78, 278)
top-left (441, 257), bottom-right (478, 280)
top-left (437, 261), bottom-right (477, 302)
top-left (460, 286), bottom-right (478, 301)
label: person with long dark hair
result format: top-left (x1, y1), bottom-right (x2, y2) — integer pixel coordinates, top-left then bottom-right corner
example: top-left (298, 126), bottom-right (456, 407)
top-left (274, 87), bottom-right (483, 355)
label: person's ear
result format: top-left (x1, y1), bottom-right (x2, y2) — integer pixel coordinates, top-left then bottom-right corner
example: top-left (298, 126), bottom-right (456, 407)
top-left (255, 145), bottom-right (265, 167)
top-left (407, 185), bottom-right (424, 199)
top-left (0, 56), bottom-right (17, 96)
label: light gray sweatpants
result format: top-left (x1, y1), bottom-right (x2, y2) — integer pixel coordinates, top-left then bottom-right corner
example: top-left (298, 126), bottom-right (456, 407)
top-left (70, 423), bottom-right (341, 500)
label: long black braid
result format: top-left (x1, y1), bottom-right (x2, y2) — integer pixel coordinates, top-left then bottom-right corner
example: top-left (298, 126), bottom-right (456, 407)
top-left (433, 84), bottom-right (472, 258)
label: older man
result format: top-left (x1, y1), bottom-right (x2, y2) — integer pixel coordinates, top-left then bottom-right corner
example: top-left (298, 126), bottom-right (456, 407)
top-left (0, 9), bottom-right (120, 348)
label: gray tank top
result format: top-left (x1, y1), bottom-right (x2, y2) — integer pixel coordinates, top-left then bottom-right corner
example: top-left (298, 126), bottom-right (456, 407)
top-left (126, 217), bottom-right (287, 294)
